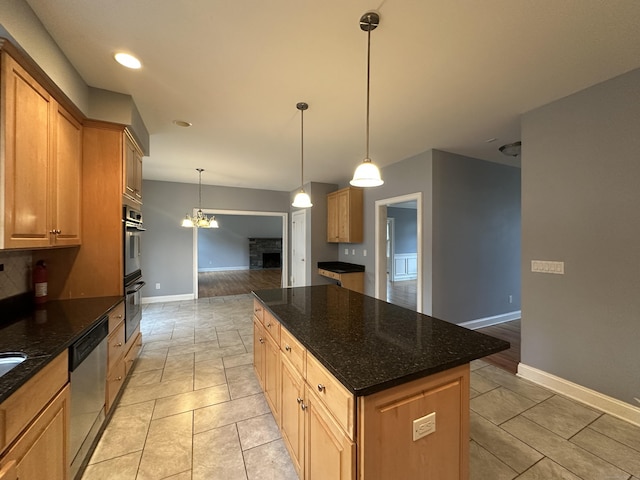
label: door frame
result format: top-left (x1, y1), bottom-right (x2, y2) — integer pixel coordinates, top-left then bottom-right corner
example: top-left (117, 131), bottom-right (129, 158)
top-left (191, 208), bottom-right (288, 299)
top-left (374, 193), bottom-right (422, 312)
top-left (291, 210), bottom-right (306, 287)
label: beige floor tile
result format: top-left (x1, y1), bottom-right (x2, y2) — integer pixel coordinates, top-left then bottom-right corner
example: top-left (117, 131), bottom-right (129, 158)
top-left (193, 424), bottom-right (247, 480)
top-left (469, 440), bottom-right (517, 480)
top-left (516, 458), bottom-right (582, 480)
top-left (81, 451), bottom-right (141, 480)
top-left (590, 414), bottom-right (640, 452)
top-left (226, 364), bottom-right (262, 399)
top-left (237, 413), bottom-right (281, 451)
top-left (194, 392), bottom-right (270, 434)
top-left (244, 439), bottom-right (298, 480)
top-left (471, 359), bottom-right (490, 371)
top-left (522, 395), bottom-right (601, 439)
top-left (471, 387), bottom-right (536, 425)
top-left (502, 416), bottom-right (630, 480)
top-left (473, 365), bottom-right (553, 403)
top-left (470, 411), bottom-right (543, 473)
top-left (195, 344), bottom-right (247, 363)
top-left (571, 427), bottom-right (640, 477)
top-left (118, 376), bottom-right (194, 406)
top-left (163, 471), bottom-right (192, 480)
top-left (223, 352), bottom-right (254, 369)
top-left (133, 353), bottom-right (167, 374)
top-left (217, 330), bottom-right (244, 347)
top-left (127, 369), bottom-right (163, 387)
top-left (89, 401), bottom-right (154, 464)
top-left (470, 371), bottom-right (500, 394)
top-left (194, 358), bottom-right (227, 390)
top-left (137, 411), bottom-right (193, 480)
top-left (153, 384), bottom-right (230, 419)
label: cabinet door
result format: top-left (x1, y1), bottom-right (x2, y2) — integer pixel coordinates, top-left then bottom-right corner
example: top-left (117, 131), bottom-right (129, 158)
top-left (0, 461), bottom-right (16, 480)
top-left (280, 355), bottom-right (305, 478)
top-left (123, 133), bottom-right (143, 203)
top-left (134, 149), bottom-right (143, 202)
top-left (2, 385), bottom-right (70, 480)
top-left (52, 103), bottom-right (82, 245)
top-left (2, 53), bottom-right (53, 248)
top-left (253, 318), bottom-right (265, 388)
top-left (304, 386), bottom-right (355, 480)
top-left (327, 192), bottom-right (339, 242)
top-left (337, 189), bottom-right (350, 242)
top-left (264, 332), bottom-right (281, 425)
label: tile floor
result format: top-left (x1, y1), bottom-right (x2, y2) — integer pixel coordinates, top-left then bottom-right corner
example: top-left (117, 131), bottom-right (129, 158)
top-left (81, 295), bottom-right (640, 480)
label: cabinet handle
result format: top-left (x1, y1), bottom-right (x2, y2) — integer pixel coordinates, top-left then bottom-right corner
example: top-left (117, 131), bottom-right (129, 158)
top-left (296, 397), bottom-right (303, 404)
top-left (285, 345), bottom-right (292, 352)
top-left (115, 342), bottom-right (123, 347)
top-left (259, 337), bottom-right (264, 344)
top-left (267, 323), bottom-right (272, 328)
top-left (300, 402), bottom-right (308, 411)
top-left (116, 314), bottom-right (123, 319)
top-left (116, 376), bottom-right (122, 381)
top-left (317, 384), bottom-right (326, 392)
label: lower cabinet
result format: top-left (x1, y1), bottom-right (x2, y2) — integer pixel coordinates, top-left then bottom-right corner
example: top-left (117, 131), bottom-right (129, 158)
top-left (0, 351), bottom-right (70, 480)
top-left (253, 318), bottom-right (265, 388)
top-left (280, 356), bottom-right (305, 477)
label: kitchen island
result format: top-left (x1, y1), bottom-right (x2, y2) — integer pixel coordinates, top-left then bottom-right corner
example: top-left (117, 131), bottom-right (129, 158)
top-left (252, 285), bottom-right (509, 480)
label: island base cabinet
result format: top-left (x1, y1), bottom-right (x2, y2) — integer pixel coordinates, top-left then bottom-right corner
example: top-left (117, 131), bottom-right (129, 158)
top-left (357, 364), bottom-right (470, 480)
top-left (253, 319), bottom-right (265, 388)
top-left (305, 386), bottom-right (355, 480)
top-left (0, 384), bottom-right (70, 480)
top-left (280, 355), bottom-right (305, 478)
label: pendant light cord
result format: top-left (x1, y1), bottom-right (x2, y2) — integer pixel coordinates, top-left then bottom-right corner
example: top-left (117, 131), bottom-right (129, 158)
top-left (197, 168), bottom-right (203, 209)
top-left (300, 107), bottom-right (304, 188)
top-left (365, 14), bottom-right (372, 161)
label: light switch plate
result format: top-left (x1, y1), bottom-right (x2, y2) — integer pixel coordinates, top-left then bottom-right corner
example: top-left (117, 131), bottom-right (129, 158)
top-left (531, 260), bottom-right (564, 274)
top-left (413, 412), bottom-right (436, 441)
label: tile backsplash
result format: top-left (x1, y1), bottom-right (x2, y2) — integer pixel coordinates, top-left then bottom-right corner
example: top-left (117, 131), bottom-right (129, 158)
top-left (0, 251), bottom-right (32, 300)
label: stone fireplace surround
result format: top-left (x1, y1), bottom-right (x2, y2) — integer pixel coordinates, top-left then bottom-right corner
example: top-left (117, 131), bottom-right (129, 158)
top-left (249, 238), bottom-right (282, 269)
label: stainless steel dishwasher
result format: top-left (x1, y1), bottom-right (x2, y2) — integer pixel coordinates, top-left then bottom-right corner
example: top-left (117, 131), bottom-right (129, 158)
top-left (69, 315), bottom-right (108, 480)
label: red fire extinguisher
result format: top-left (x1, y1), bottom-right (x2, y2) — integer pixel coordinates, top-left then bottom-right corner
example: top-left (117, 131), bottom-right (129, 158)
top-left (34, 260), bottom-right (48, 304)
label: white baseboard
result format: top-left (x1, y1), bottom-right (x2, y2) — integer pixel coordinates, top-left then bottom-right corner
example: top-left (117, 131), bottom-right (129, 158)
top-left (198, 266), bottom-right (249, 272)
top-left (458, 310), bottom-right (521, 330)
top-left (142, 293), bottom-right (194, 304)
top-left (518, 363), bottom-right (640, 427)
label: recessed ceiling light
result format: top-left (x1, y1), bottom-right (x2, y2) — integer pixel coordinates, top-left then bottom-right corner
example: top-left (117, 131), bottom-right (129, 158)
top-left (173, 120), bottom-right (192, 127)
top-left (114, 52), bottom-right (142, 69)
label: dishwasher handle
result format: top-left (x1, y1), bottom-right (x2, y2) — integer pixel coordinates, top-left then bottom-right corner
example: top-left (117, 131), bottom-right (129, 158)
top-left (126, 281), bottom-right (146, 295)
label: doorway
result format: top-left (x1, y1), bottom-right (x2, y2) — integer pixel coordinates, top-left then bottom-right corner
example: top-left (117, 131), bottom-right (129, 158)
top-left (375, 193), bottom-right (422, 312)
top-left (191, 209), bottom-right (288, 299)
top-left (291, 210), bottom-right (306, 287)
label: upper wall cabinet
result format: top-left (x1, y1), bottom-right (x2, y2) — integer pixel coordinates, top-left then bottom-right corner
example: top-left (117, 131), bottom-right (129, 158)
top-left (327, 186), bottom-right (363, 243)
top-left (123, 131), bottom-right (143, 204)
top-left (0, 50), bottom-right (82, 249)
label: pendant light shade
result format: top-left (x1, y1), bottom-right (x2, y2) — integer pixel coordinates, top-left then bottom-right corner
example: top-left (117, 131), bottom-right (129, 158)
top-left (181, 168), bottom-right (219, 228)
top-left (351, 11), bottom-right (384, 188)
top-left (292, 102), bottom-right (313, 208)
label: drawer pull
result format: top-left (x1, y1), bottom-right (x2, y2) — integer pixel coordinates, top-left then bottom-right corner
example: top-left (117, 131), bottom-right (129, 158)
top-left (297, 397), bottom-right (303, 404)
top-left (267, 323), bottom-right (272, 328)
top-left (285, 345), bottom-right (292, 352)
top-left (300, 401), bottom-right (308, 411)
top-left (115, 342), bottom-right (123, 347)
top-left (259, 337), bottom-right (264, 344)
top-left (317, 384), bottom-right (326, 392)
top-left (116, 376), bottom-right (122, 381)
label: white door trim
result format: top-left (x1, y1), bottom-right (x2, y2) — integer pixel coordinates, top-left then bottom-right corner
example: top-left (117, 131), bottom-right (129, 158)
top-left (192, 209), bottom-right (289, 299)
top-left (375, 193), bottom-right (423, 312)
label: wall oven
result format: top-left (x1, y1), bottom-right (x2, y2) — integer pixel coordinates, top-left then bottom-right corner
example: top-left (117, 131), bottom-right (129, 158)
top-left (123, 205), bottom-right (145, 341)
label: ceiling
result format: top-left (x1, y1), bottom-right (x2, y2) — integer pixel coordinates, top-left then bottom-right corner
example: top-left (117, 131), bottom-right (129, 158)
top-left (25, 1), bottom-right (640, 191)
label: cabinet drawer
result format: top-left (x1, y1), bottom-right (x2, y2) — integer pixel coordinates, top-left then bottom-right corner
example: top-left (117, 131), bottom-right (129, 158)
top-left (124, 331), bottom-right (143, 376)
top-left (306, 353), bottom-right (355, 440)
top-left (263, 310), bottom-right (280, 345)
top-left (253, 299), bottom-right (264, 324)
top-left (108, 301), bottom-right (125, 331)
top-left (107, 321), bottom-right (125, 371)
top-left (280, 327), bottom-right (306, 376)
top-left (318, 268), bottom-right (340, 281)
top-left (106, 360), bottom-right (126, 412)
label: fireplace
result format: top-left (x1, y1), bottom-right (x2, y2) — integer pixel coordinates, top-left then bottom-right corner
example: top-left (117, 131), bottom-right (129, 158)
top-left (249, 238), bottom-right (282, 269)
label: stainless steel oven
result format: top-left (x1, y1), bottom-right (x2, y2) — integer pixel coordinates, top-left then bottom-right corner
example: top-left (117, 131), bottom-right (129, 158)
top-left (123, 205), bottom-right (145, 341)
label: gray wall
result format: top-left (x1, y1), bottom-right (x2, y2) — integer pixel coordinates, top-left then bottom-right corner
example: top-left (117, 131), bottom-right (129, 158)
top-left (432, 150), bottom-right (521, 323)
top-left (521, 68), bottom-right (640, 405)
top-left (387, 207), bottom-right (417, 254)
top-left (341, 151), bottom-right (435, 313)
top-left (142, 180), bottom-right (290, 297)
top-left (198, 215), bottom-right (282, 270)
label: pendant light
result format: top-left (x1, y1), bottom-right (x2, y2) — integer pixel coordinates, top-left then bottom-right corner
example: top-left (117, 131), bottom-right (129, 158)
top-left (350, 11), bottom-right (384, 188)
top-left (292, 102), bottom-right (313, 208)
top-left (181, 168), bottom-right (219, 228)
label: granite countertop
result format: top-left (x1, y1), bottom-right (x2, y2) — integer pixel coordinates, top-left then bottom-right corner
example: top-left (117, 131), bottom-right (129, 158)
top-left (317, 261), bottom-right (365, 274)
top-left (0, 295), bottom-right (123, 403)
top-left (253, 285), bottom-right (509, 396)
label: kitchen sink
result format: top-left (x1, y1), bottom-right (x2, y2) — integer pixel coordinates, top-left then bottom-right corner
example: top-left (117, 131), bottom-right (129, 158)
top-left (0, 353), bottom-right (27, 378)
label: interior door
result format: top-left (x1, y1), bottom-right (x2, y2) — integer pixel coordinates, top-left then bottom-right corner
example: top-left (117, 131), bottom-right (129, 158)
top-left (292, 210), bottom-right (306, 287)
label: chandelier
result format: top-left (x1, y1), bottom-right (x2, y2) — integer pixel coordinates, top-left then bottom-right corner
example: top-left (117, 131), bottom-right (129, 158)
top-left (181, 168), bottom-right (219, 228)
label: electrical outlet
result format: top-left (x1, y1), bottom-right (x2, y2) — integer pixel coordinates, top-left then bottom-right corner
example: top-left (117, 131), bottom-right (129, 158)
top-left (352, 249), bottom-right (355, 255)
top-left (363, 249), bottom-right (367, 257)
top-left (509, 295), bottom-right (513, 304)
top-left (412, 412), bottom-right (436, 441)
top-left (531, 260), bottom-right (564, 274)
top-left (344, 248), bottom-right (349, 255)
top-left (155, 283), bottom-right (161, 290)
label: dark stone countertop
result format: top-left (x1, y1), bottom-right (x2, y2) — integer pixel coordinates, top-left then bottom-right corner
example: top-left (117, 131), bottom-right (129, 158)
top-left (317, 261), bottom-right (365, 274)
top-left (253, 285), bottom-right (509, 397)
top-left (0, 295), bottom-right (123, 403)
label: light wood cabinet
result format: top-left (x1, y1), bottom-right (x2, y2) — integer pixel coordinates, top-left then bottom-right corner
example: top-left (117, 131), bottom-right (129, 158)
top-left (124, 330), bottom-right (143, 377)
top-left (254, 309), bottom-right (281, 424)
top-left (0, 351), bottom-right (69, 480)
top-left (106, 301), bottom-right (126, 412)
top-left (253, 318), bottom-right (265, 388)
top-left (326, 187), bottom-right (363, 243)
top-left (123, 132), bottom-right (143, 204)
top-left (280, 355), bottom-right (305, 478)
top-left (318, 269), bottom-right (364, 294)
top-left (0, 50), bottom-right (82, 249)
